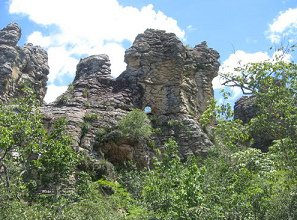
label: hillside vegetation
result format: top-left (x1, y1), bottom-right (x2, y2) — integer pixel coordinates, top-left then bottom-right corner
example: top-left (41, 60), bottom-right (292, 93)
top-left (0, 46), bottom-right (297, 219)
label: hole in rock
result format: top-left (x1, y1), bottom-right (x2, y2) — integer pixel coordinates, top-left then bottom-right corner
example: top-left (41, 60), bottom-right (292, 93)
top-left (144, 106), bottom-right (152, 114)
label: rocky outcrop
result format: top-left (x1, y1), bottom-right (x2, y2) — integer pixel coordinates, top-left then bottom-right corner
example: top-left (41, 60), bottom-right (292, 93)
top-left (0, 22), bottom-right (21, 46)
top-left (234, 96), bottom-right (273, 152)
top-left (0, 23), bottom-right (220, 168)
top-left (42, 29), bottom-right (219, 166)
top-left (0, 23), bottom-right (49, 102)
top-left (234, 96), bottom-right (258, 124)
top-left (118, 30), bottom-right (219, 116)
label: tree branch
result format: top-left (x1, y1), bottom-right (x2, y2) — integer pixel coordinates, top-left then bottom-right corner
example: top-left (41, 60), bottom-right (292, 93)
top-left (0, 162), bottom-right (10, 188)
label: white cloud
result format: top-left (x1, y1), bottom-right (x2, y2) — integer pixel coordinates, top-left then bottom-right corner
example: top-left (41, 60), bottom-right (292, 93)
top-left (269, 8), bottom-right (297, 33)
top-left (47, 47), bottom-right (78, 83)
top-left (267, 34), bottom-right (281, 44)
top-left (9, 0), bottom-right (185, 101)
top-left (272, 49), bottom-right (292, 62)
top-left (27, 31), bottom-right (51, 47)
top-left (101, 43), bottom-right (126, 78)
top-left (186, 25), bottom-right (196, 31)
top-left (44, 84), bottom-right (68, 103)
top-left (267, 7), bottom-right (297, 43)
top-left (230, 87), bottom-right (242, 100)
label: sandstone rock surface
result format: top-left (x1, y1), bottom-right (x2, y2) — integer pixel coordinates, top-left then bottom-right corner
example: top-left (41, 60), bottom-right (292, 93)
top-left (0, 23), bottom-right (221, 168)
top-left (0, 23), bottom-right (49, 102)
top-left (42, 29), bottom-right (220, 166)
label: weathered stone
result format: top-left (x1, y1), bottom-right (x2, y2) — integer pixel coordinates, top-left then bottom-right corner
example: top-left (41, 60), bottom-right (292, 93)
top-left (42, 29), bottom-right (220, 166)
top-left (0, 23), bottom-right (221, 168)
top-left (0, 23), bottom-right (21, 46)
top-left (234, 96), bottom-right (258, 124)
top-left (118, 30), bottom-right (220, 116)
top-left (0, 23), bottom-right (49, 102)
top-left (234, 95), bottom-right (273, 152)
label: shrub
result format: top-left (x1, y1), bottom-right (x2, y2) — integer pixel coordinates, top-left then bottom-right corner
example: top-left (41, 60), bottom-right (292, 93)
top-left (117, 109), bottom-right (152, 141)
top-left (84, 112), bottom-right (98, 122)
top-left (57, 93), bottom-right (71, 105)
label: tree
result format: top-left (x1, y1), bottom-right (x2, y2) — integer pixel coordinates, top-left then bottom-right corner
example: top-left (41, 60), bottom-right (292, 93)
top-left (0, 89), bottom-right (45, 196)
top-left (220, 46), bottom-right (297, 174)
top-left (36, 118), bottom-right (78, 199)
top-left (0, 88), bottom-right (77, 202)
top-left (0, 89), bottom-right (146, 219)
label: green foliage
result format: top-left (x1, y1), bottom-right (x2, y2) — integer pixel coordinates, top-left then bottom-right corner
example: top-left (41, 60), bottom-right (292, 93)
top-left (19, 79), bottom-right (34, 90)
top-left (96, 179), bottom-right (151, 219)
top-left (147, 140), bottom-right (156, 149)
top-left (140, 139), bottom-right (206, 219)
top-left (167, 119), bottom-right (175, 126)
top-left (0, 89), bottom-right (45, 196)
top-left (37, 118), bottom-right (78, 198)
top-left (83, 88), bottom-right (89, 98)
top-left (221, 46), bottom-right (297, 174)
top-left (202, 149), bottom-right (273, 219)
top-left (118, 140), bottom-right (297, 219)
top-left (0, 89), bottom-right (134, 219)
top-left (0, 181), bottom-right (127, 220)
top-left (115, 48), bottom-right (297, 219)
top-left (117, 109), bottom-right (152, 141)
top-left (85, 101), bottom-right (92, 108)
top-left (80, 113), bottom-right (99, 139)
top-left (184, 44), bottom-right (191, 50)
top-left (80, 121), bottom-right (90, 139)
top-left (201, 96), bottom-right (250, 152)
top-left (96, 127), bottom-right (107, 142)
top-left (68, 83), bottom-right (74, 92)
top-left (57, 93), bottom-right (71, 105)
top-left (3, 79), bottom-right (8, 87)
top-left (199, 46), bottom-right (297, 218)
top-left (84, 112), bottom-right (99, 122)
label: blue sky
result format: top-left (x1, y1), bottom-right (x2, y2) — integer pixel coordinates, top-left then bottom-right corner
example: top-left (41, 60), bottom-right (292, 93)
top-left (1, 0), bottom-right (297, 103)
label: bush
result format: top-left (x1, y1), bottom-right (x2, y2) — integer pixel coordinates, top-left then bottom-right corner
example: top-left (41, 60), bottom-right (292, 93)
top-left (0, 89), bottom-right (143, 219)
top-left (117, 109), bottom-right (152, 141)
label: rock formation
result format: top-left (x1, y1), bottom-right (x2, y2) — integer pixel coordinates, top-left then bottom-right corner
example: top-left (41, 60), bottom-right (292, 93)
top-left (0, 23), bottom-right (49, 103)
top-left (0, 23), bottom-right (220, 168)
top-left (234, 96), bottom-right (273, 152)
top-left (118, 30), bottom-right (219, 116)
top-left (234, 96), bottom-right (258, 124)
top-left (42, 29), bottom-right (220, 167)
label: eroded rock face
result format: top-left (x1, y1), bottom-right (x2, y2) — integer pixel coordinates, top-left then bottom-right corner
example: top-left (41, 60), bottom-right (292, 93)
top-left (42, 29), bottom-right (220, 166)
top-left (41, 54), bottom-right (133, 162)
top-left (118, 29), bottom-right (219, 116)
top-left (0, 23), bottom-right (220, 167)
top-left (0, 23), bottom-right (49, 102)
top-left (0, 23), bottom-right (21, 46)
